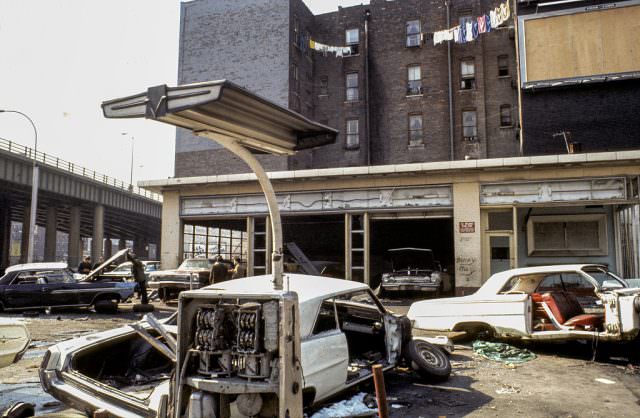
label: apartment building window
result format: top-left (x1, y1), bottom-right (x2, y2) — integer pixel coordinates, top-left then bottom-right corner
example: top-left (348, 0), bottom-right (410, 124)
top-left (291, 63), bottom-right (299, 91)
top-left (319, 76), bottom-right (328, 96)
top-left (500, 105), bottom-right (512, 127)
top-left (346, 28), bottom-right (360, 54)
top-left (346, 119), bottom-right (360, 148)
top-left (408, 114), bottom-right (424, 146)
top-left (458, 10), bottom-right (473, 27)
top-left (406, 20), bottom-right (421, 47)
top-left (346, 73), bottom-right (359, 101)
top-left (407, 65), bottom-right (422, 95)
top-left (293, 17), bottom-right (300, 48)
top-left (498, 55), bottom-right (509, 77)
top-left (346, 28), bottom-right (359, 44)
top-left (462, 110), bottom-right (477, 141)
top-left (460, 59), bottom-right (476, 90)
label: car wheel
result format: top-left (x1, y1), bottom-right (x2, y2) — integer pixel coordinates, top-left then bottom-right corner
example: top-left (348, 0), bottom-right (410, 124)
top-left (94, 299), bottom-right (118, 314)
top-left (405, 339), bottom-right (451, 382)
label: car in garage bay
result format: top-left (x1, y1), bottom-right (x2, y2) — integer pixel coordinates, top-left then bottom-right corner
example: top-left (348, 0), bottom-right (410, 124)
top-left (40, 274), bottom-right (451, 417)
top-left (408, 264), bottom-right (640, 342)
top-left (380, 248), bottom-right (453, 296)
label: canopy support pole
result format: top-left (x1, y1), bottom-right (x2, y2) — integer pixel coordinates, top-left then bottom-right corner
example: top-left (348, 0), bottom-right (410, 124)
top-left (195, 131), bottom-right (284, 290)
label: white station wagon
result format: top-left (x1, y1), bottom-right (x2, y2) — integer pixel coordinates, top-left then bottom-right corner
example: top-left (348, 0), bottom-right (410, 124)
top-left (408, 264), bottom-right (640, 342)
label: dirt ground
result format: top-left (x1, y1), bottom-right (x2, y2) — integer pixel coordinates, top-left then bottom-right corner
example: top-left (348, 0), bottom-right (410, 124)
top-left (2, 299), bottom-right (640, 417)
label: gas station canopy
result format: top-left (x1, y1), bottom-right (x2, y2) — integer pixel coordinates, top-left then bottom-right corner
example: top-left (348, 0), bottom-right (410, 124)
top-left (101, 80), bottom-right (337, 155)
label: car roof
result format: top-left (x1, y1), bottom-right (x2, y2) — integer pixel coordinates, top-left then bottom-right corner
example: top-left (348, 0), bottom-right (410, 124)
top-left (198, 273), bottom-right (369, 303)
top-left (478, 264), bottom-right (608, 295)
top-left (5, 262), bottom-right (68, 273)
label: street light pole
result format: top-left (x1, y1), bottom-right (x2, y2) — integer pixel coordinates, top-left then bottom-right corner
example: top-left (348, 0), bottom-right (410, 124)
top-left (121, 132), bottom-right (134, 189)
top-left (0, 110), bottom-right (39, 263)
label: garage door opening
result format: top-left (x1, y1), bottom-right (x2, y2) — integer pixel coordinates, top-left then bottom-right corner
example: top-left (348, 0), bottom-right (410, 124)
top-left (370, 218), bottom-right (454, 295)
top-left (282, 215), bottom-right (344, 278)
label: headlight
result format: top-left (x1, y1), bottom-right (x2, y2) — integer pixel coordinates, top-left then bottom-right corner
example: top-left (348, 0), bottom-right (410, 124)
top-left (382, 274), bottom-right (390, 283)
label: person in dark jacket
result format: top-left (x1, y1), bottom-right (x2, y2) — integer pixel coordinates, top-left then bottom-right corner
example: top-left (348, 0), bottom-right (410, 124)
top-left (127, 251), bottom-right (148, 304)
top-left (209, 255), bottom-right (229, 284)
top-left (78, 256), bottom-right (92, 274)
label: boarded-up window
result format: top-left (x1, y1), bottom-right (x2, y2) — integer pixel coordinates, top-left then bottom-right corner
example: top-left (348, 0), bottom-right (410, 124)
top-left (527, 215), bottom-right (607, 256)
top-left (522, 4), bottom-right (640, 83)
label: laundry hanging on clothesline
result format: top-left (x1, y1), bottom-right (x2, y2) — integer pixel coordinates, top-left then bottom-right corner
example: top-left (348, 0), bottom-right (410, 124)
top-left (309, 39), bottom-right (354, 58)
top-left (433, 1), bottom-right (510, 46)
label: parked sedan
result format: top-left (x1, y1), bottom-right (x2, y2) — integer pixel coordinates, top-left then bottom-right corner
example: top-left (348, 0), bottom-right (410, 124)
top-left (408, 264), bottom-right (640, 342)
top-left (148, 258), bottom-right (227, 301)
top-left (380, 248), bottom-right (453, 296)
top-left (40, 275), bottom-right (451, 417)
top-left (99, 261), bottom-right (161, 282)
top-left (0, 262), bottom-right (135, 314)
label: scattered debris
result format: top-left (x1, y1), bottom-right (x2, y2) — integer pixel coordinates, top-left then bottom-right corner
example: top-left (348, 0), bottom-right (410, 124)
top-left (413, 383), bottom-right (471, 393)
top-left (310, 393), bottom-right (378, 418)
top-left (595, 378), bottom-right (616, 385)
top-left (495, 384), bottom-right (521, 395)
top-left (472, 340), bottom-right (536, 364)
top-left (75, 317), bottom-right (89, 321)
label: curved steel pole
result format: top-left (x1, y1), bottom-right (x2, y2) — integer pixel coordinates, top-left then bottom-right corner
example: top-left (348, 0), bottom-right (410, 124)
top-left (0, 110), bottom-right (39, 263)
top-left (196, 131), bottom-right (284, 289)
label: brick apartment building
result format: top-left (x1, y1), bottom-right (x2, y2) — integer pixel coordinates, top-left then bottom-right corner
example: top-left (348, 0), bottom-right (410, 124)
top-left (176, 0), bottom-right (519, 177)
top-left (142, 0), bottom-right (640, 293)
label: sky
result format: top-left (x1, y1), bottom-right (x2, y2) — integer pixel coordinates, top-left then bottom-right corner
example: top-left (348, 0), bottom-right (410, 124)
top-left (0, 0), bottom-right (369, 186)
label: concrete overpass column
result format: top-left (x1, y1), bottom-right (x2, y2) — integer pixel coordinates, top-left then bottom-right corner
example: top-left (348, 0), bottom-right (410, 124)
top-left (134, 237), bottom-right (147, 259)
top-left (104, 237), bottom-right (112, 258)
top-left (68, 206), bottom-right (81, 270)
top-left (20, 210), bottom-right (30, 264)
top-left (44, 206), bottom-right (58, 261)
top-left (91, 205), bottom-right (104, 261)
top-left (0, 203), bottom-right (10, 271)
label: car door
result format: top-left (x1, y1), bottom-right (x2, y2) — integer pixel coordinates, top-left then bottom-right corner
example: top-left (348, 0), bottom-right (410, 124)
top-left (41, 270), bottom-right (78, 307)
top-left (4, 273), bottom-right (43, 309)
top-left (301, 298), bottom-right (349, 403)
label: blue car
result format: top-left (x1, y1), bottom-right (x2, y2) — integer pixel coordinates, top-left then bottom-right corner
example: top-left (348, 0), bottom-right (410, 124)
top-left (0, 258), bottom-right (135, 314)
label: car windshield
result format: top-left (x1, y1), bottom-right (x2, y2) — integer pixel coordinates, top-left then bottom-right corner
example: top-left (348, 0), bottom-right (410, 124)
top-left (15, 269), bottom-right (75, 284)
top-left (583, 267), bottom-right (626, 289)
top-left (111, 263), bottom-right (132, 273)
top-left (179, 259), bottom-right (212, 270)
top-left (145, 263), bottom-right (159, 272)
top-left (390, 249), bottom-right (435, 271)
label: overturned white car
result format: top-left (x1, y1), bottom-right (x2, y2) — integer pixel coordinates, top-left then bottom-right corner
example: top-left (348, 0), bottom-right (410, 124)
top-left (408, 264), bottom-right (640, 342)
top-left (41, 274), bottom-right (451, 417)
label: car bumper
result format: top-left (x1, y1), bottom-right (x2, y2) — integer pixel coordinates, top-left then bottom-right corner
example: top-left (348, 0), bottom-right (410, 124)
top-left (381, 283), bottom-right (440, 291)
top-left (148, 281), bottom-right (203, 290)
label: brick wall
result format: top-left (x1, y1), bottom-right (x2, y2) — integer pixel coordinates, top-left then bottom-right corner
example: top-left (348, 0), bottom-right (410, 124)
top-left (175, 0), bottom-right (520, 176)
top-left (175, 0), bottom-right (291, 177)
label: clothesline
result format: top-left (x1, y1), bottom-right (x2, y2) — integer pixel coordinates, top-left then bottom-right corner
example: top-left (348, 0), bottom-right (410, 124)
top-left (433, 1), bottom-right (511, 45)
top-left (309, 39), bottom-right (354, 58)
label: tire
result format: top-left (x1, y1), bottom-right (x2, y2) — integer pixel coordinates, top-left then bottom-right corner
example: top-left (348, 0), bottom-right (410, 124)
top-left (94, 299), bottom-right (118, 314)
top-left (405, 339), bottom-right (451, 382)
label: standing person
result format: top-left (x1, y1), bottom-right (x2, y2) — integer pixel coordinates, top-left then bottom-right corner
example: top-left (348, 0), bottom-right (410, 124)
top-left (127, 252), bottom-right (148, 304)
top-left (209, 255), bottom-right (229, 284)
top-left (231, 256), bottom-right (246, 279)
top-left (77, 256), bottom-right (92, 274)
top-left (92, 256), bottom-right (105, 270)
